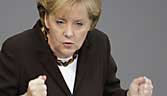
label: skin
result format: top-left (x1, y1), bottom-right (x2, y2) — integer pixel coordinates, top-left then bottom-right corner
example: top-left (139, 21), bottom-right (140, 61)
top-left (44, 3), bottom-right (92, 58)
top-left (127, 76), bottom-right (153, 96)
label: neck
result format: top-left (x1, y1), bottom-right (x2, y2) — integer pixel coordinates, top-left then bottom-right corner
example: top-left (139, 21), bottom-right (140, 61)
top-left (57, 56), bottom-right (73, 63)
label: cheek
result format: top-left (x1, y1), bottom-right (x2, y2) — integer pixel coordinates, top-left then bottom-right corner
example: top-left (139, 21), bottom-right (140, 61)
top-left (49, 28), bottom-right (63, 40)
top-left (75, 31), bottom-right (88, 46)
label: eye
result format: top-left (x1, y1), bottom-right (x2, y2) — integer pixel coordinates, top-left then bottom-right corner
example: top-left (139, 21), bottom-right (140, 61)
top-left (56, 20), bottom-right (65, 25)
top-left (75, 22), bottom-right (84, 26)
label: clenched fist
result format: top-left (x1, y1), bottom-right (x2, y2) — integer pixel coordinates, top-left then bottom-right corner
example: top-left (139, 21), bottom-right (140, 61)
top-left (21, 75), bottom-right (47, 96)
top-left (127, 76), bottom-right (153, 96)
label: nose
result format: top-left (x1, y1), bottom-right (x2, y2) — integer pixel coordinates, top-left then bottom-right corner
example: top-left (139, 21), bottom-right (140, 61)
top-left (63, 23), bottom-right (74, 38)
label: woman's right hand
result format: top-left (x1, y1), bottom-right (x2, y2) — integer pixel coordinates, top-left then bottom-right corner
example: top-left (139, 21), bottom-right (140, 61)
top-left (21, 75), bottom-right (47, 96)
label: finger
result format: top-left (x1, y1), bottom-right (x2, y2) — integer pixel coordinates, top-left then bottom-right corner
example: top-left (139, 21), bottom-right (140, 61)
top-left (39, 75), bottom-right (47, 81)
top-left (133, 76), bottom-right (145, 85)
top-left (31, 90), bottom-right (47, 96)
top-left (30, 75), bottom-right (47, 85)
top-left (128, 77), bottom-right (144, 95)
top-left (139, 84), bottom-right (145, 96)
top-left (139, 83), bottom-right (153, 96)
top-left (26, 75), bottom-right (48, 96)
top-left (44, 90), bottom-right (47, 96)
top-left (37, 75), bottom-right (47, 83)
top-left (144, 77), bottom-right (153, 89)
top-left (139, 84), bottom-right (152, 96)
top-left (30, 83), bottom-right (47, 96)
top-left (29, 79), bottom-right (44, 86)
top-left (30, 83), bottom-right (47, 91)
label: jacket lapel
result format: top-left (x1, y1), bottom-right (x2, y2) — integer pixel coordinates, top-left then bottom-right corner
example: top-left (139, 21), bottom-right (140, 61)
top-left (33, 21), bottom-right (71, 95)
top-left (73, 38), bottom-right (93, 94)
top-left (38, 50), bottom-right (71, 95)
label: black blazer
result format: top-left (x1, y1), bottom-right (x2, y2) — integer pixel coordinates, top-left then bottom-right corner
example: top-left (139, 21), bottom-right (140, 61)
top-left (0, 21), bottom-right (127, 96)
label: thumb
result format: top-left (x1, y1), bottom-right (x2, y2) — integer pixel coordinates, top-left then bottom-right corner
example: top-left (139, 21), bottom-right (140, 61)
top-left (133, 76), bottom-right (145, 85)
top-left (38, 75), bottom-right (47, 83)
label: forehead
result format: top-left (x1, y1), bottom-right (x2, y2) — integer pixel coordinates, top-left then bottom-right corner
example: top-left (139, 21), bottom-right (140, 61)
top-left (51, 3), bottom-right (89, 20)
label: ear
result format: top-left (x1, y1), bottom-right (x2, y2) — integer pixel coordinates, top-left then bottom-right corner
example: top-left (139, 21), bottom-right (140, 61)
top-left (44, 14), bottom-right (50, 29)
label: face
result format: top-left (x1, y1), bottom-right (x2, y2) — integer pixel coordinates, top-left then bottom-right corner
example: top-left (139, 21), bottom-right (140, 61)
top-left (45, 3), bottom-right (92, 58)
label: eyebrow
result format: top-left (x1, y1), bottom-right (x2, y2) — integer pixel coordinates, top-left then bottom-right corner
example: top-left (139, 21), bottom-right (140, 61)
top-left (56, 17), bottom-right (85, 22)
top-left (55, 17), bottom-right (66, 20)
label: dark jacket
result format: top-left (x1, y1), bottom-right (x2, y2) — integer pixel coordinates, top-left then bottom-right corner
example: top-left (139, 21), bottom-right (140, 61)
top-left (0, 21), bottom-right (127, 96)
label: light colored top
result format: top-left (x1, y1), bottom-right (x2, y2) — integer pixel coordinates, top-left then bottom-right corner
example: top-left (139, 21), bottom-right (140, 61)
top-left (57, 56), bottom-right (78, 94)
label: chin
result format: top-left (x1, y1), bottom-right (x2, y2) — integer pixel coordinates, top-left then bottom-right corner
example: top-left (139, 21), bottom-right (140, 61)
top-left (62, 50), bottom-right (76, 57)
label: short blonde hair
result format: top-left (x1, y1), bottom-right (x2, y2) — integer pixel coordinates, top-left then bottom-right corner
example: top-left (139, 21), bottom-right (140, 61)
top-left (37, 0), bottom-right (101, 30)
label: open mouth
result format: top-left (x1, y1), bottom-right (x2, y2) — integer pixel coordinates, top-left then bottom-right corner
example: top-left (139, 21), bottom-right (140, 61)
top-left (63, 42), bottom-right (74, 48)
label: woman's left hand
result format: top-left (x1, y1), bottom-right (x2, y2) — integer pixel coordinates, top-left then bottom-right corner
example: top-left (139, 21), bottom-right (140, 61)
top-left (127, 76), bottom-right (153, 96)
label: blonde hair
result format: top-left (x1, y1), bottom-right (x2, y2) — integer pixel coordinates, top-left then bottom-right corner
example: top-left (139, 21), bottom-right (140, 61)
top-left (37, 0), bottom-right (101, 30)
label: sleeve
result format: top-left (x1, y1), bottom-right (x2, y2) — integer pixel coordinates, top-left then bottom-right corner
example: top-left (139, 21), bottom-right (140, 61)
top-left (0, 39), bottom-right (19, 95)
top-left (103, 35), bottom-right (128, 96)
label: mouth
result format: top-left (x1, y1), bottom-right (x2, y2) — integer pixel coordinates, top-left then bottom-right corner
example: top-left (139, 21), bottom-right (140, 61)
top-left (63, 42), bottom-right (74, 48)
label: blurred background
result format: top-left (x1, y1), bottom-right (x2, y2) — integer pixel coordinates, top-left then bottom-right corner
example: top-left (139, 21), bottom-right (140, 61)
top-left (0, 0), bottom-right (167, 96)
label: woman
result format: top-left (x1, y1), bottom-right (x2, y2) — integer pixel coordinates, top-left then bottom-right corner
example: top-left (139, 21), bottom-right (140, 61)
top-left (0, 0), bottom-right (153, 96)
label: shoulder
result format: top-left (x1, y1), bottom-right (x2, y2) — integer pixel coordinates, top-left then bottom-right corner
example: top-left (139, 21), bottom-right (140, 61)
top-left (88, 29), bottom-right (108, 40)
top-left (1, 29), bottom-right (35, 52)
top-left (1, 20), bottom-right (44, 52)
top-left (87, 29), bottom-right (110, 47)
top-left (83, 29), bottom-right (111, 56)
